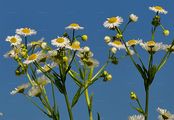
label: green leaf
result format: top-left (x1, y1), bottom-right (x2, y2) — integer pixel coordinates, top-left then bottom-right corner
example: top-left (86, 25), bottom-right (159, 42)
top-left (68, 70), bottom-right (83, 87)
top-left (79, 68), bottom-right (84, 80)
top-left (136, 64), bottom-right (147, 80)
top-left (148, 65), bottom-right (157, 85)
top-left (53, 73), bottom-right (64, 93)
top-left (71, 87), bottom-right (82, 108)
top-left (89, 93), bottom-right (94, 111)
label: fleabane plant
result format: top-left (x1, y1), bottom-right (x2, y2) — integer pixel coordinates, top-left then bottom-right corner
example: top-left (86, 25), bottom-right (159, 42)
top-left (5, 23), bottom-right (112, 120)
top-left (103, 6), bottom-right (174, 120)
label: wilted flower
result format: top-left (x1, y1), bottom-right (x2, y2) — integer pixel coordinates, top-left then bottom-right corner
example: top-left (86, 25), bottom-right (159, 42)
top-left (65, 23), bottom-right (84, 30)
top-left (37, 63), bottom-right (57, 73)
top-left (157, 107), bottom-right (174, 120)
top-left (129, 14), bottom-right (138, 22)
top-left (80, 58), bottom-right (99, 68)
top-left (149, 6), bottom-right (168, 14)
top-left (128, 114), bottom-right (144, 120)
top-left (6, 35), bottom-right (22, 46)
top-left (51, 36), bottom-right (70, 48)
top-left (10, 83), bottom-right (30, 95)
top-left (28, 86), bottom-right (42, 97)
top-left (103, 16), bottom-right (123, 29)
top-left (16, 27), bottom-right (37, 36)
top-left (32, 75), bottom-right (51, 86)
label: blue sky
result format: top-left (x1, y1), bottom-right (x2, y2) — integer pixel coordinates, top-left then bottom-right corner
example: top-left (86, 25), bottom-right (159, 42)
top-left (1, 0), bottom-right (174, 120)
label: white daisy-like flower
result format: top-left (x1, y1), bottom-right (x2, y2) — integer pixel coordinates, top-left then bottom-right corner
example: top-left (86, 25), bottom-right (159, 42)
top-left (27, 38), bottom-right (44, 47)
top-left (23, 51), bottom-right (45, 64)
top-left (51, 36), bottom-right (70, 48)
top-left (140, 40), bottom-right (163, 52)
top-left (16, 27), bottom-right (37, 36)
top-left (128, 114), bottom-right (145, 120)
top-left (103, 16), bottom-right (123, 29)
top-left (80, 58), bottom-right (99, 68)
top-left (28, 86), bottom-right (42, 97)
top-left (4, 45), bottom-right (23, 58)
top-left (66, 41), bottom-right (82, 51)
top-left (129, 14), bottom-right (138, 22)
top-left (157, 107), bottom-right (174, 120)
top-left (149, 6), bottom-right (168, 14)
top-left (37, 62), bottom-right (57, 73)
top-left (10, 83), bottom-right (30, 95)
top-left (4, 49), bottom-right (18, 58)
top-left (108, 40), bottom-right (125, 50)
top-left (161, 44), bottom-right (174, 53)
top-left (126, 39), bottom-right (142, 47)
top-left (6, 35), bottom-right (22, 46)
top-left (65, 23), bottom-right (84, 30)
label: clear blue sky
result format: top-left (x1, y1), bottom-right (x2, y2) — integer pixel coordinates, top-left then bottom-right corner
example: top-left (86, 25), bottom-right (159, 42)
top-left (0, 0), bottom-right (174, 120)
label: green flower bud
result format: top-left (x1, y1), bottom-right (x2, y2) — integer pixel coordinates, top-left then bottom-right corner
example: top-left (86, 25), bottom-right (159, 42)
top-left (116, 34), bottom-right (123, 39)
top-left (81, 35), bottom-right (88, 41)
top-left (163, 29), bottom-right (170, 36)
top-left (130, 92), bottom-right (137, 100)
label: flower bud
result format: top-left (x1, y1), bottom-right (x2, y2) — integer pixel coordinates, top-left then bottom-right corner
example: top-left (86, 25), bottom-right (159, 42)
top-left (104, 36), bottom-right (111, 43)
top-left (110, 47), bottom-right (117, 54)
top-left (105, 74), bottom-right (112, 81)
top-left (81, 35), bottom-right (88, 41)
top-left (83, 46), bottom-right (90, 52)
top-left (130, 92), bottom-right (137, 100)
top-left (63, 56), bottom-right (68, 62)
top-left (163, 29), bottom-right (170, 36)
top-left (116, 34), bottom-right (123, 39)
top-left (129, 14), bottom-right (138, 22)
top-left (41, 42), bottom-right (47, 49)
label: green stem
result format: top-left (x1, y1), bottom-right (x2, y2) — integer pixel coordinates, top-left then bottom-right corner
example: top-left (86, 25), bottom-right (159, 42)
top-left (145, 86), bottom-right (149, 120)
top-left (25, 36), bottom-right (28, 49)
top-left (122, 20), bottom-right (131, 33)
top-left (63, 86), bottom-right (74, 120)
top-left (84, 85), bottom-right (93, 120)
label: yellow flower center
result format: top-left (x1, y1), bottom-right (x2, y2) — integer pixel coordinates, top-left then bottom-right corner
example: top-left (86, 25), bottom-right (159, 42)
top-left (69, 23), bottom-right (80, 28)
top-left (128, 40), bottom-right (137, 46)
top-left (147, 41), bottom-right (156, 47)
top-left (10, 37), bottom-right (17, 43)
top-left (108, 17), bottom-right (118, 23)
top-left (154, 6), bottom-right (163, 11)
top-left (113, 40), bottom-right (122, 46)
top-left (28, 54), bottom-right (38, 61)
top-left (22, 28), bottom-right (31, 34)
top-left (71, 41), bottom-right (80, 50)
top-left (56, 38), bottom-right (65, 43)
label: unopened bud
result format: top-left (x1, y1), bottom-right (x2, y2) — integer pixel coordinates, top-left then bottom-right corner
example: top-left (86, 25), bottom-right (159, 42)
top-left (110, 47), bottom-right (117, 54)
top-left (116, 34), bottom-right (123, 39)
top-left (130, 92), bottom-right (137, 100)
top-left (106, 74), bottom-right (112, 81)
top-left (163, 29), bottom-right (170, 36)
top-left (63, 56), bottom-right (68, 62)
top-left (81, 35), bottom-right (88, 41)
top-left (104, 36), bottom-right (111, 43)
